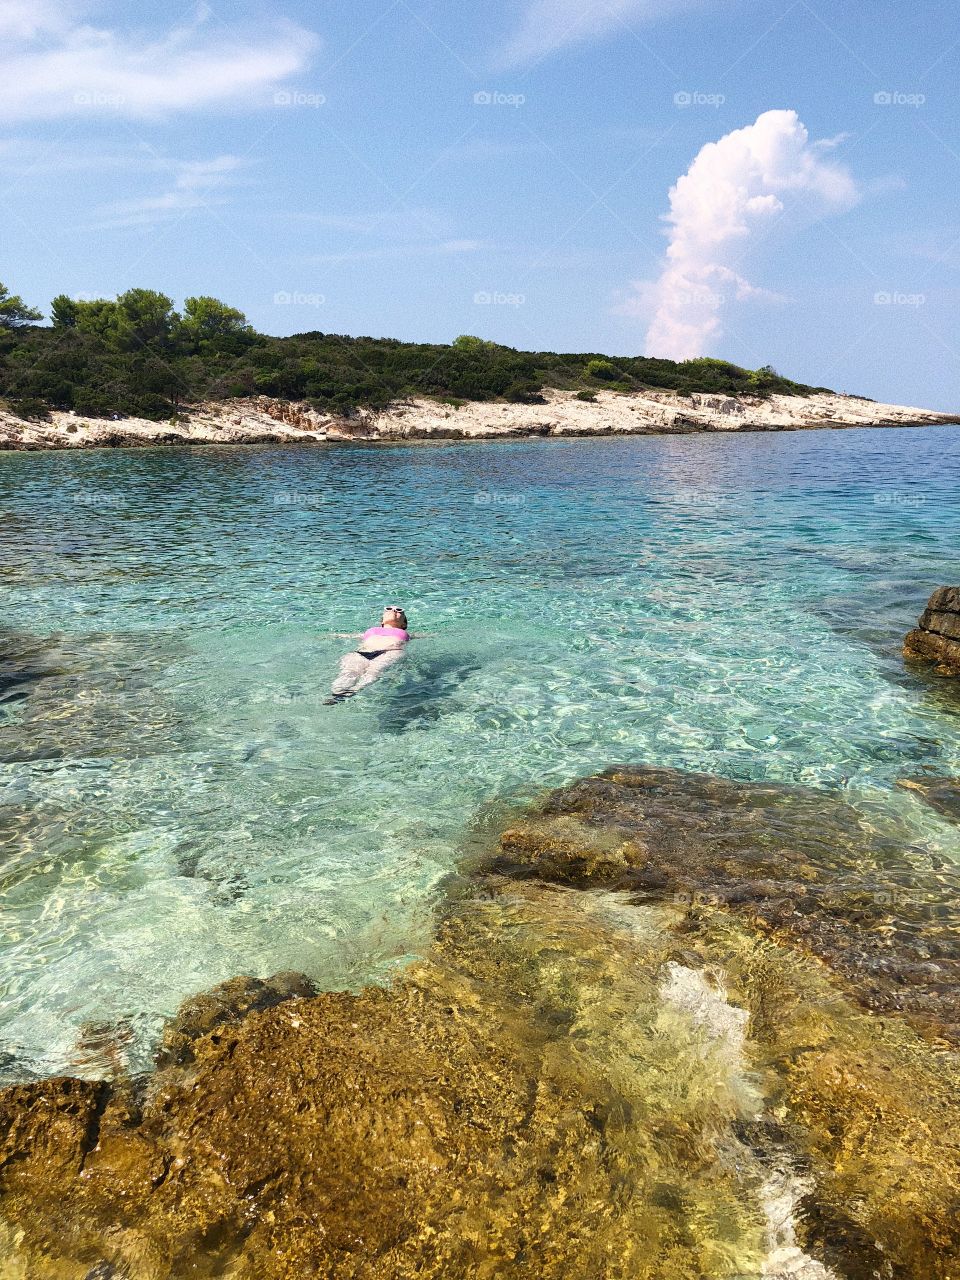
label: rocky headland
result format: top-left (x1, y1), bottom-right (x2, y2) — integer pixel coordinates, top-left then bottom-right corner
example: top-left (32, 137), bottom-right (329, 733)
top-left (2, 765), bottom-right (959, 1279)
top-left (0, 388), bottom-right (957, 450)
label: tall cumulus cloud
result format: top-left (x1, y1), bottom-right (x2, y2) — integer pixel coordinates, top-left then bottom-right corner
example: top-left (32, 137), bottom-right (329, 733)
top-left (641, 109), bottom-right (859, 361)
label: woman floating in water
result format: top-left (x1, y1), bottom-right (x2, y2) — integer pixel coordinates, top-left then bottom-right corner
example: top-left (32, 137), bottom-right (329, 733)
top-left (325, 607), bottom-right (411, 704)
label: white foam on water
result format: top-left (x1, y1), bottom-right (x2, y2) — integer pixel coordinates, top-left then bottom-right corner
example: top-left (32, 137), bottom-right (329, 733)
top-left (658, 962), bottom-right (839, 1280)
top-left (755, 1167), bottom-right (837, 1279)
top-left (659, 960), bottom-right (750, 1066)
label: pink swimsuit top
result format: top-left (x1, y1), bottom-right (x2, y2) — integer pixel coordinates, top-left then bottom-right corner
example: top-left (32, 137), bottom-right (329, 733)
top-left (361, 625), bottom-right (409, 648)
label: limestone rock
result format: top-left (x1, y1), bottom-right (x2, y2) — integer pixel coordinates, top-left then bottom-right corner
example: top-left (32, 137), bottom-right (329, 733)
top-left (898, 775), bottom-right (960, 823)
top-left (3, 769), bottom-right (960, 1278)
top-left (1, 389), bottom-right (957, 450)
top-left (156, 971), bottom-right (316, 1068)
top-left (904, 586), bottom-right (960, 675)
top-left (493, 765), bottom-right (960, 1041)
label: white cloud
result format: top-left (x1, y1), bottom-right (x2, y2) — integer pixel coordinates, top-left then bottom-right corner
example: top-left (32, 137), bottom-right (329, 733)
top-left (0, 0), bottom-right (69, 40)
top-left (889, 227), bottom-right (960, 271)
top-left (91, 154), bottom-right (249, 228)
top-left (865, 173), bottom-right (908, 196)
top-left (0, 139), bottom-right (255, 188)
top-left (94, 191), bottom-right (214, 228)
top-left (175, 155), bottom-right (248, 190)
top-left (0, 138), bottom-right (148, 175)
top-left (499, 0), bottom-right (700, 67)
top-left (306, 239), bottom-right (487, 266)
top-left (0, 4), bottom-right (319, 120)
top-left (814, 131), bottom-right (853, 151)
top-left (274, 208), bottom-right (487, 261)
top-left (275, 207), bottom-right (453, 239)
top-left (640, 109), bottom-right (860, 361)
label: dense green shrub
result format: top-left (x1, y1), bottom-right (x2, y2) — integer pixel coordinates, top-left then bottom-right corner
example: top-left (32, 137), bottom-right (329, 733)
top-left (584, 358), bottom-right (624, 382)
top-left (0, 281), bottom-right (827, 420)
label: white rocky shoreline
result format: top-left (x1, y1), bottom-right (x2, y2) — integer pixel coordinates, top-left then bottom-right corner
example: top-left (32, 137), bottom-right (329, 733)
top-left (0, 387), bottom-right (956, 450)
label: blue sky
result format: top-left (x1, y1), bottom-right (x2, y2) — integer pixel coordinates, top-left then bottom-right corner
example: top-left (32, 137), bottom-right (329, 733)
top-left (1, 0), bottom-right (958, 408)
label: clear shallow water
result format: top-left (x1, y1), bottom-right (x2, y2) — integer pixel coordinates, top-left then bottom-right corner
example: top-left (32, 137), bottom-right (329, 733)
top-left (1, 426), bottom-right (959, 1079)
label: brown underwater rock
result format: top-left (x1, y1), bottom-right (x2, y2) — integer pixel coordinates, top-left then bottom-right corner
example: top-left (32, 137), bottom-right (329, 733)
top-left (155, 971), bottom-right (316, 1068)
top-left (898, 775), bottom-right (960, 824)
top-left (0, 1078), bottom-right (107, 1184)
top-left (3, 886), bottom-right (959, 1280)
top-left (710, 912), bottom-right (960, 1280)
top-left (494, 765), bottom-right (960, 1043)
top-left (0, 890), bottom-right (784, 1280)
top-left (3, 766), bottom-right (960, 1279)
top-left (904, 586), bottom-right (960, 676)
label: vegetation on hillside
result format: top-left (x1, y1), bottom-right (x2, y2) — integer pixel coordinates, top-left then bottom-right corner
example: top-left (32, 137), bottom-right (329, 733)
top-left (0, 282), bottom-right (830, 421)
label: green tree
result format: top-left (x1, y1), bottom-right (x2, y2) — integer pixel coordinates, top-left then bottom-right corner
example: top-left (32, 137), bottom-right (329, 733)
top-left (72, 299), bottom-right (122, 343)
top-left (0, 283), bottom-right (826, 419)
top-left (180, 296), bottom-right (251, 352)
top-left (0, 282), bottom-right (42, 329)
top-left (113, 289), bottom-right (176, 352)
top-left (51, 294), bottom-right (80, 328)
top-left (747, 364), bottom-right (779, 391)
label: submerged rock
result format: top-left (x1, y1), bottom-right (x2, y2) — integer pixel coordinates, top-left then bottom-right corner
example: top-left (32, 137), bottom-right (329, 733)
top-left (155, 971), bottom-right (316, 1068)
top-left (904, 585), bottom-right (960, 676)
top-left (1, 892), bottom-right (782, 1279)
top-left (2, 765), bottom-right (960, 1278)
top-left (0, 1078), bottom-right (107, 1183)
top-left (494, 765), bottom-right (960, 1043)
top-left (898, 774), bottom-right (960, 824)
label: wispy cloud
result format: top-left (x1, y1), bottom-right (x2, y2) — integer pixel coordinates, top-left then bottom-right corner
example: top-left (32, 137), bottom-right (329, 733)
top-left (0, 3), bottom-right (319, 121)
top-left (274, 207), bottom-right (453, 238)
top-left (175, 155), bottom-right (249, 190)
top-left (885, 227), bottom-right (960, 272)
top-left (0, 0), bottom-right (68, 40)
top-left (273, 206), bottom-right (489, 264)
top-left (306, 239), bottom-right (487, 266)
top-left (90, 154), bottom-right (250, 229)
top-left (636, 109), bottom-right (859, 361)
top-left (0, 137), bottom-right (153, 176)
top-left (498, 0), bottom-right (704, 68)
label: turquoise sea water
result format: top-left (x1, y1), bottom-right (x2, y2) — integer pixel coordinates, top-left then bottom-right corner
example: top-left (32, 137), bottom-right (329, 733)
top-left (1, 426), bottom-right (959, 1080)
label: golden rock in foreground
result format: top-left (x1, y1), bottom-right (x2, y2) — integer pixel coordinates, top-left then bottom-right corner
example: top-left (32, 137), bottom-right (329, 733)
top-left (2, 767), bottom-right (959, 1279)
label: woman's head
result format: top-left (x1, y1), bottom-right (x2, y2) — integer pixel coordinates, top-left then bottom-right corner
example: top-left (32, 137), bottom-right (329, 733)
top-left (382, 606), bottom-right (408, 630)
